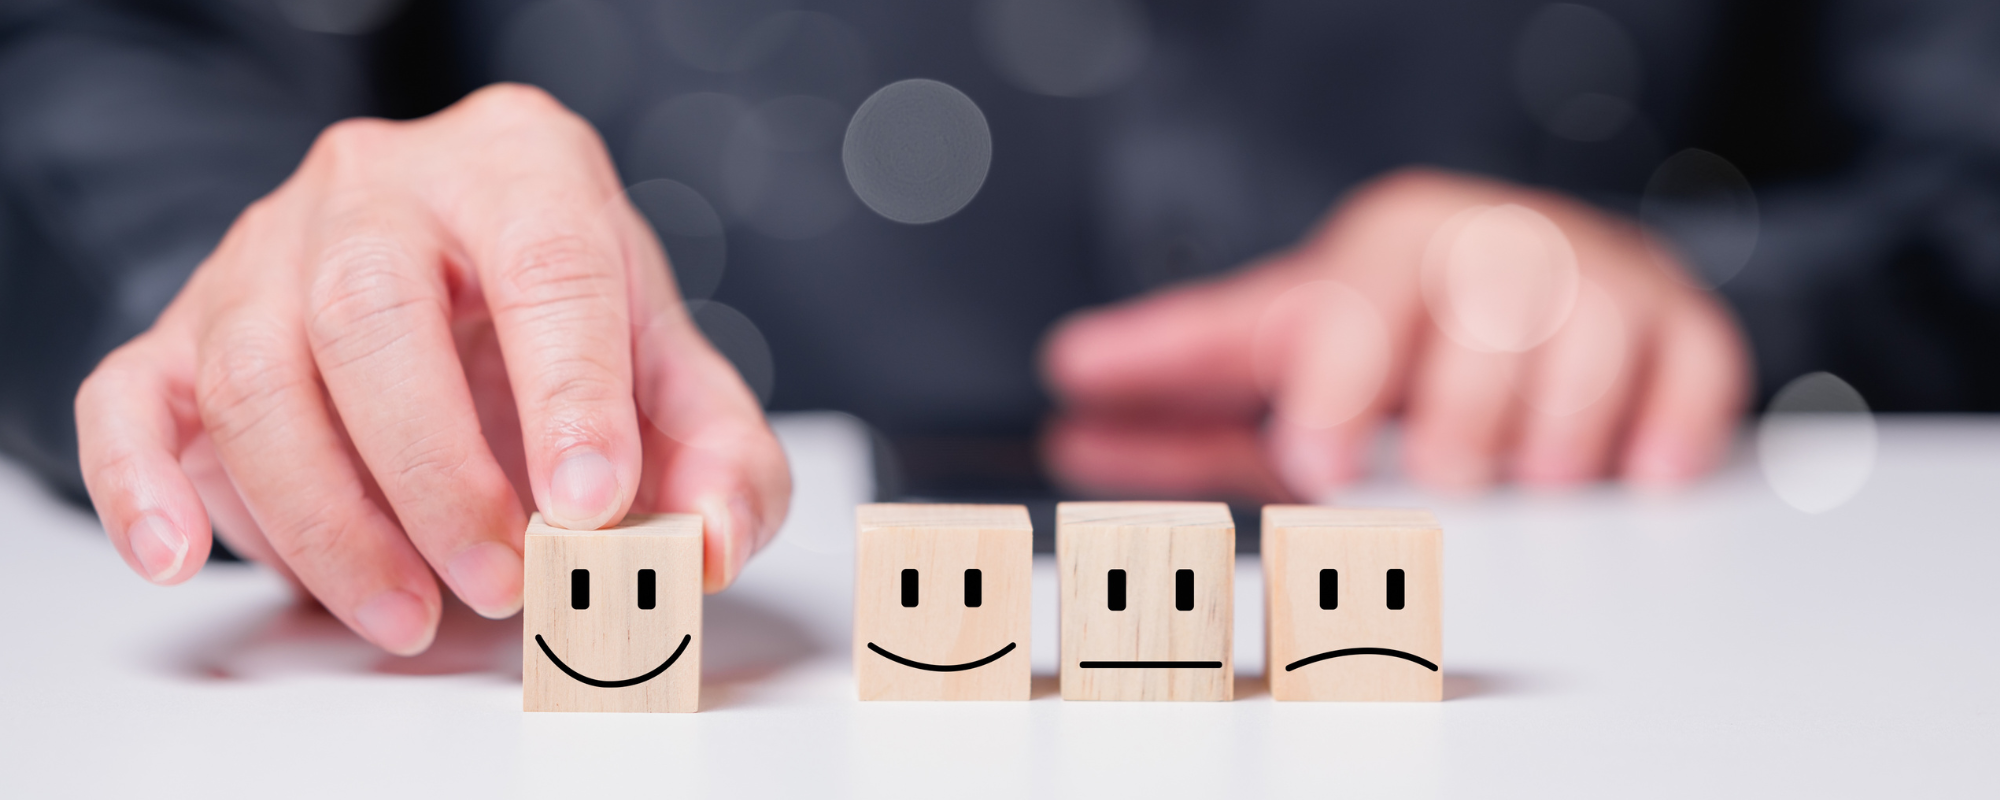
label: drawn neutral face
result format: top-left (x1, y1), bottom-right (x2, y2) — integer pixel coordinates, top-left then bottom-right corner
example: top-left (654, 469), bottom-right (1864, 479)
top-left (1264, 507), bottom-right (1441, 702)
top-left (855, 504), bottom-right (1032, 701)
top-left (523, 513), bottom-right (703, 713)
top-left (1058, 502), bottom-right (1235, 701)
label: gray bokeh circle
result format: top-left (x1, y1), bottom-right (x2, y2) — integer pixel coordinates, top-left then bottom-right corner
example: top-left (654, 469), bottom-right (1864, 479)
top-left (842, 79), bottom-right (993, 224)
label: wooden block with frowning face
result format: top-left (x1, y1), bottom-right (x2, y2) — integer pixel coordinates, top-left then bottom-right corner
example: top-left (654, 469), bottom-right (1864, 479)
top-left (1058, 502), bottom-right (1235, 701)
top-left (855, 504), bottom-right (1033, 700)
top-left (1263, 506), bottom-right (1442, 701)
top-left (524, 512), bottom-right (703, 712)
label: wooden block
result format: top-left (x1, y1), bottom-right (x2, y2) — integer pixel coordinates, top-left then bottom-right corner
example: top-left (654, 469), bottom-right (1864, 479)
top-left (854, 504), bottom-right (1033, 700)
top-left (1057, 502), bottom-right (1235, 701)
top-left (523, 512), bottom-right (703, 712)
top-left (1263, 505), bottom-right (1442, 702)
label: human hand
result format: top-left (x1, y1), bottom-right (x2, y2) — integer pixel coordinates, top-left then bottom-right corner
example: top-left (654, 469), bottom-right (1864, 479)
top-left (1041, 168), bottom-right (1749, 499)
top-left (75, 85), bottom-right (790, 654)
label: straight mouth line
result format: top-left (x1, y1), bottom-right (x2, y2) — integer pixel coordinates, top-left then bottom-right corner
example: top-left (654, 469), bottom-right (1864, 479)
top-left (1079, 661), bottom-right (1224, 669)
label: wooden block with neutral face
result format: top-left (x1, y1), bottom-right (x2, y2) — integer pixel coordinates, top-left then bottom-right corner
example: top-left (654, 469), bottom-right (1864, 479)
top-left (854, 504), bottom-right (1033, 700)
top-left (523, 512), bottom-right (703, 712)
top-left (1058, 502), bottom-right (1235, 701)
top-left (1263, 506), bottom-right (1442, 701)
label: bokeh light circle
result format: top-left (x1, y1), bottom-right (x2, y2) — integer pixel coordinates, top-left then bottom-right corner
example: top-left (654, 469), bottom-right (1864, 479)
top-left (1758, 372), bottom-right (1876, 514)
top-left (842, 79), bottom-right (993, 225)
top-left (1641, 148), bottom-right (1760, 289)
top-left (1420, 204), bottom-right (1581, 353)
top-left (688, 300), bottom-right (775, 407)
top-left (626, 180), bottom-right (726, 301)
top-left (1512, 3), bottom-right (1642, 142)
top-left (977, 0), bottom-right (1151, 97)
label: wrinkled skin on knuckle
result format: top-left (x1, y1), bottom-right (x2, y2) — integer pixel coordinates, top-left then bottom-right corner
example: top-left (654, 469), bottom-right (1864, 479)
top-left (194, 319), bottom-right (310, 448)
top-left (491, 234), bottom-right (625, 329)
top-left (305, 237), bottom-right (437, 370)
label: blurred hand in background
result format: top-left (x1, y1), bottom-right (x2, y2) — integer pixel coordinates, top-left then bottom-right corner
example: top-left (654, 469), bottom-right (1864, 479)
top-left (74, 85), bottom-right (790, 655)
top-left (1042, 168), bottom-right (1750, 501)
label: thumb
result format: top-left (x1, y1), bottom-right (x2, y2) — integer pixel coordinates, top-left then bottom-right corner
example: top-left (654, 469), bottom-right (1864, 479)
top-left (1040, 258), bottom-right (1308, 417)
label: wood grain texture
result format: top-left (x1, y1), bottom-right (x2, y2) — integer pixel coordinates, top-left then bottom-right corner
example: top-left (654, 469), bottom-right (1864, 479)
top-left (1263, 505), bottom-right (1442, 702)
top-left (1058, 502), bottom-right (1234, 701)
top-left (855, 504), bottom-right (1033, 700)
top-left (523, 512), bottom-right (703, 712)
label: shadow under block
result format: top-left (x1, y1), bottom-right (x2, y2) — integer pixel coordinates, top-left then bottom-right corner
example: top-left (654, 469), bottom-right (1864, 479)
top-left (1263, 506), bottom-right (1442, 702)
top-left (523, 512), bottom-right (703, 712)
top-left (1058, 502), bottom-right (1235, 701)
top-left (854, 504), bottom-right (1032, 700)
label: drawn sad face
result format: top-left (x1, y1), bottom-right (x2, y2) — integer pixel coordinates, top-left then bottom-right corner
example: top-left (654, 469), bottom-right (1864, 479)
top-left (1265, 508), bottom-right (1442, 702)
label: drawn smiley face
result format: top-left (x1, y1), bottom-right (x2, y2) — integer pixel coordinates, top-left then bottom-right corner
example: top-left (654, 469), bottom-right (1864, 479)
top-left (854, 504), bottom-right (1032, 701)
top-left (1264, 506), bottom-right (1442, 702)
top-left (533, 567), bottom-right (692, 687)
top-left (523, 513), bottom-right (703, 713)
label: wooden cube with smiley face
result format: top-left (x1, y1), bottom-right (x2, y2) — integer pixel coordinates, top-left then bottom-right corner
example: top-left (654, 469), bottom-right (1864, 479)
top-left (854, 504), bottom-right (1033, 700)
top-left (1263, 506), bottom-right (1442, 702)
top-left (523, 512), bottom-right (703, 712)
top-left (1058, 501), bottom-right (1235, 701)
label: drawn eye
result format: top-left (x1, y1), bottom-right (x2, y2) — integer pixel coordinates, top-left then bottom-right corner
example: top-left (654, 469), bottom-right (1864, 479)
top-left (964, 569), bottom-right (982, 607)
top-left (1175, 569), bottom-right (1194, 611)
top-left (1320, 569), bottom-right (1338, 610)
top-left (571, 569), bottom-right (590, 610)
top-left (1107, 569), bottom-right (1127, 611)
top-left (1386, 568), bottom-right (1405, 610)
top-left (637, 569), bottom-right (656, 610)
top-left (901, 568), bottom-right (919, 607)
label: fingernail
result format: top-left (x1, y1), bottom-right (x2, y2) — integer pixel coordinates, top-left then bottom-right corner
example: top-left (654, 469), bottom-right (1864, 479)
top-left (445, 542), bottom-right (524, 619)
top-left (549, 450), bottom-right (617, 528)
top-left (355, 590), bottom-right (432, 656)
top-left (129, 514), bottom-right (189, 583)
top-left (698, 493), bottom-right (757, 592)
top-left (728, 494), bottom-right (758, 577)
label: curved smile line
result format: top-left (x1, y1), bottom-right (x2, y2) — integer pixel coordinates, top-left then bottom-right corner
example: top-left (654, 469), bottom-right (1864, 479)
top-left (1284, 647), bottom-right (1438, 672)
top-left (536, 633), bottom-right (691, 687)
top-left (867, 642), bottom-right (1017, 672)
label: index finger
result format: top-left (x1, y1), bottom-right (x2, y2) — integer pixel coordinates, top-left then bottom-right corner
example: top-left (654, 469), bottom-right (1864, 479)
top-left (425, 86), bottom-right (642, 532)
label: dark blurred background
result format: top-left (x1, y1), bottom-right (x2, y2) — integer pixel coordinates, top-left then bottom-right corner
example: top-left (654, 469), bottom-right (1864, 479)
top-left (3, 0), bottom-right (1997, 522)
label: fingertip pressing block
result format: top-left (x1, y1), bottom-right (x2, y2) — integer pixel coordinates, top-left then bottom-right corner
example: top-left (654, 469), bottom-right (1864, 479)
top-left (1058, 502), bottom-right (1235, 701)
top-left (854, 504), bottom-right (1033, 700)
top-left (523, 512), bottom-right (703, 712)
top-left (1263, 506), bottom-right (1442, 702)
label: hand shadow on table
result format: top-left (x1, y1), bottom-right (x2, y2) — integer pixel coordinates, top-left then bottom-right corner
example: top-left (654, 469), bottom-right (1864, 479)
top-left (167, 590), bottom-right (822, 696)
top-left (169, 595), bottom-right (524, 682)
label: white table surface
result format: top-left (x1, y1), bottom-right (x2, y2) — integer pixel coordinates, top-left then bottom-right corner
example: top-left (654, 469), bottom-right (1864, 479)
top-left (2, 413), bottom-right (1995, 799)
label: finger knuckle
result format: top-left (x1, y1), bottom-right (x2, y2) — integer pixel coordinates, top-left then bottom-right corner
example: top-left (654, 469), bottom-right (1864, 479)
top-left (305, 237), bottom-right (435, 369)
top-left (194, 320), bottom-right (309, 447)
top-left (494, 232), bottom-right (620, 309)
top-left (535, 354), bottom-right (626, 409)
top-left (309, 118), bottom-right (398, 171)
top-left (269, 506), bottom-right (362, 573)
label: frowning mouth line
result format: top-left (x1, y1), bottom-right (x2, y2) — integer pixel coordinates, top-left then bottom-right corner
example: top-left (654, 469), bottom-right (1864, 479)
top-left (868, 642), bottom-right (1018, 672)
top-left (1284, 647), bottom-right (1438, 672)
top-left (1079, 661), bottom-right (1224, 669)
top-left (536, 633), bottom-right (691, 687)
